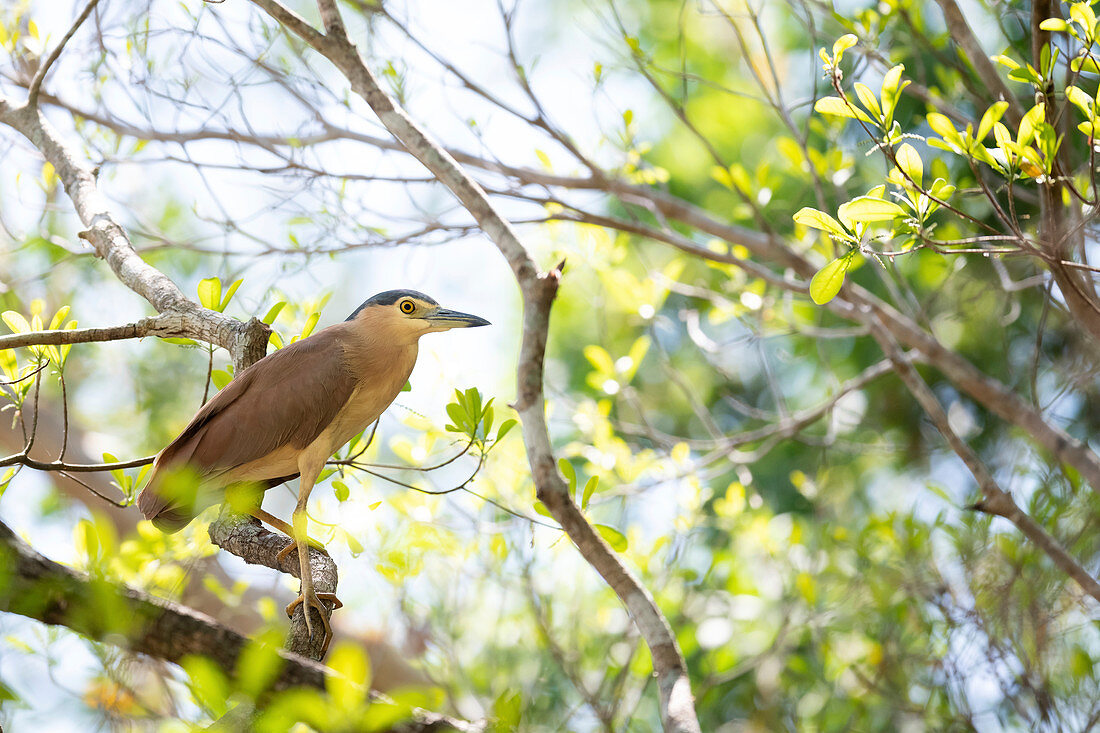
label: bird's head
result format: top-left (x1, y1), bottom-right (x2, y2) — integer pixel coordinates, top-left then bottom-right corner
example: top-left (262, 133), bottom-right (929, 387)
top-left (346, 290), bottom-right (490, 341)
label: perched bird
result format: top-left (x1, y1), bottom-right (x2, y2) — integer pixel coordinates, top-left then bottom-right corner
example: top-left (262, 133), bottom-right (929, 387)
top-left (138, 290), bottom-right (489, 651)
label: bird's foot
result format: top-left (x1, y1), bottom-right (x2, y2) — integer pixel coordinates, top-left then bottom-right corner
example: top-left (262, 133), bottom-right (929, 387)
top-left (274, 536), bottom-right (329, 565)
top-left (285, 591), bottom-right (343, 655)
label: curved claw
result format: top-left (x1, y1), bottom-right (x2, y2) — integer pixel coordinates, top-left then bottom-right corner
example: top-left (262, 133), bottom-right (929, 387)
top-left (285, 591), bottom-right (342, 655)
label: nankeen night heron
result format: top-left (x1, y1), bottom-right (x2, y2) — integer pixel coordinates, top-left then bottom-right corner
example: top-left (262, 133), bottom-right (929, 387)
top-left (137, 290), bottom-right (489, 651)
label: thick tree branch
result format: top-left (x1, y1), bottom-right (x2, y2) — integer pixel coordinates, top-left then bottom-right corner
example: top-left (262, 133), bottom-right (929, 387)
top-left (0, 519), bottom-right (476, 730)
top-left (867, 321), bottom-right (1100, 603)
top-left (0, 518), bottom-right (327, 690)
top-left (246, 1), bottom-right (701, 728)
top-left (208, 512), bottom-right (337, 660)
top-left (0, 98), bottom-right (270, 372)
top-left (0, 314), bottom-right (199, 350)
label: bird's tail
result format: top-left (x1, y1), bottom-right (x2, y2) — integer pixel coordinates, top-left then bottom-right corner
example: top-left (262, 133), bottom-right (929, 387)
top-left (137, 461), bottom-right (205, 533)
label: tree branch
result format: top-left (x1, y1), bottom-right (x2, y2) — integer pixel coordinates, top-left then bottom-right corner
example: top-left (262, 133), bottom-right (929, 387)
top-left (0, 314), bottom-right (200, 350)
top-left (27, 0), bottom-right (101, 106)
top-left (0, 518), bottom-right (327, 690)
top-left (0, 98), bottom-right (270, 372)
top-left (0, 518), bottom-right (477, 730)
top-left (867, 321), bottom-right (1100, 603)
top-left (208, 512), bottom-right (338, 660)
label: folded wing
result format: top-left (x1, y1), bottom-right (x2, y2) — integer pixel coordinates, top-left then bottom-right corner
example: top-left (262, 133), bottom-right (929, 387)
top-left (137, 326), bottom-right (357, 531)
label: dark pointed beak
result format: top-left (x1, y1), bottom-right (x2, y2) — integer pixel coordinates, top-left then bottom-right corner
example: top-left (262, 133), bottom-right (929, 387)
top-left (426, 308), bottom-right (491, 329)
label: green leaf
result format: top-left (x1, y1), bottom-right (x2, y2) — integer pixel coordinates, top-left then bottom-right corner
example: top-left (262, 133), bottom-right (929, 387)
top-left (211, 369), bottom-right (232, 390)
top-left (880, 64), bottom-right (907, 126)
top-left (814, 96), bottom-right (874, 123)
top-left (300, 312), bottom-right (320, 339)
top-left (976, 101), bottom-right (1010, 141)
top-left (236, 633), bottom-right (284, 698)
top-left (558, 458), bottom-right (577, 497)
top-left (926, 113), bottom-right (963, 147)
top-left (219, 278), bottom-right (243, 312)
top-left (595, 524), bottom-right (628, 552)
top-left (809, 254), bottom-right (854, 305)
top-left (583, 345), bottom-right (615, 374)
top-left (533, 501), bottom-right (553, 518)
top-left (401, 380), bottom-right (412, 392)
top-left (895, 143), bottom-right (923, 186)
top-left (1007, 66), bottom-right (1042, 85)
top-left (333, 480), bottom-right (350, 502)
top-left (853, 82), bottom-right (881, 121)
top-left (197, 277), bottom-right (221, 311)
top-left (832, 34), bottom-right (857, 59)
top-left (496, 418), bottom-right (517, 442)
top-left (1039, 18), bottom-right (1069, 31)
top-left (48, 305), bottom-right (71, 331)
top-left (446, 403), bottom-right (468, 433)
top-left (793, 207), bottom-right (851, 239)
top-left (1071, 55), bottom-right (1100, 74)
top-left (326, 642), bottom-right (370, 710)
top-left (492, 690), bottom-right (523, 731)
top-left (181, 656), bottom-right (230, 717)
top-left (581, 475), bottom-right (600, 509)
top-left (838, 196), bottom-right (906, 225)
top-left (262, 302), bottom-right (286, 324)
top-left (2, 311), bottom-right (30, 334)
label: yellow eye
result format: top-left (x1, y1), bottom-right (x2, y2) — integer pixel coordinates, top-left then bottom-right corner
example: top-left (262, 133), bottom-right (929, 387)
top-left (399, 300), bottom-right (415, 314)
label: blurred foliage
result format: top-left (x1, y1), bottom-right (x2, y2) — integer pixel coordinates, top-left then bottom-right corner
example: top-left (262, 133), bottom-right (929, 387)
top-left (2, 0), bottom-right (1100, 732)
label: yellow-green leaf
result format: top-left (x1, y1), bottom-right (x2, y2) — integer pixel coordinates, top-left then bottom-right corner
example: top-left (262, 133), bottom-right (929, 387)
top-left (197, 277), bottom-right (221, 311)
top-left (793, 207), bottom-right (850, 239)
top-left (853, 83), bottom-right (881, 121)
top-left (219, 278), bottom-right (243, 311)
top-left (1, 311), bottom-right (30, 334)
top-left (977, 101), bottom-right (1010, 141)
top-left (895, 143), bottom-right (923, 186)
top-left (583, 345), bottom-right (615, 374)
top-left (814, 96), bottom-right (873, 123)
top-left (326, 642), bottom-right (370, 710)
top-left (832, 34), bottom-right (857, 59)
top-left (595, 524), bottom-right (628, 552)
top-left (809, 255), bottom-right (854, 305)
top-left (838, 197), bottom-right (906, 225)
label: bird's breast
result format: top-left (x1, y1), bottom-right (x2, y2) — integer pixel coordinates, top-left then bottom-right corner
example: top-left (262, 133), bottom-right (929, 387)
top-left (322, 344), bottom-right (418, 451)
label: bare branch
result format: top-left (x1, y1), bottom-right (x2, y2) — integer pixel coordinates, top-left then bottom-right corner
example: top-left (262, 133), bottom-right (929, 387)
top-left (0, 452), bottom-right (153, 472)
top-left (867, 321), bottom-right (1100, 603)
top-left (0, 314), bottom-right (200, 350)
top-left (27, 0), bottom-right (101, 106)
top-left (0, 99), bottom-right (270, 371)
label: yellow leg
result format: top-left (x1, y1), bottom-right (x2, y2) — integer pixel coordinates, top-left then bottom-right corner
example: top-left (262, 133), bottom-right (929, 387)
top-left (283, 461), bottom-right (341, 655)
top-left (254, 507), bottom-right (327, 565)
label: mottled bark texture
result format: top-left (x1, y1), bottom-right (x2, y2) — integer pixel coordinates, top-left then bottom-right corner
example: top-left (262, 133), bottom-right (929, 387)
top-left (0, 519), bottom-right (327, 690)
top-left (208, 512), bottom-right (338, 659)
top-left (0, 520), bottom-right (477, 731)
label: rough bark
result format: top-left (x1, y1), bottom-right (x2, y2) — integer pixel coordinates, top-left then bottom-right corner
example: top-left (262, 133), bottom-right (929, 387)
top-left (0, 520), bottom-right (477, 730)
top-left (208, 512), bottom-right (338, 660)
top-left (0, 519), bottom-right (327, 691)
top-left (0, 101), bottom-right (270, 372)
